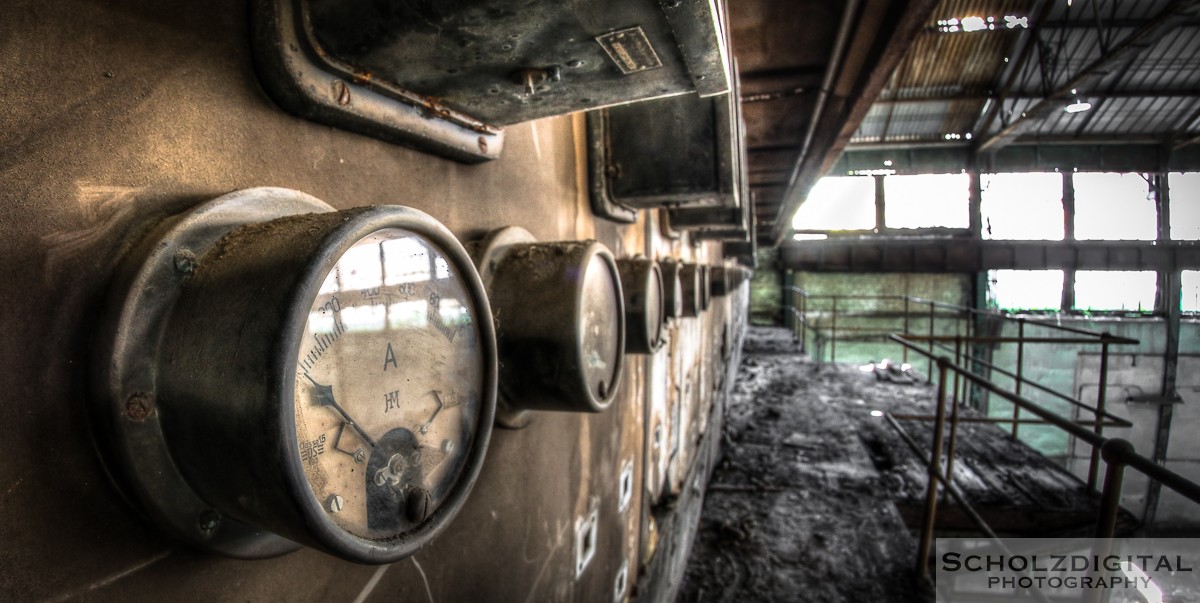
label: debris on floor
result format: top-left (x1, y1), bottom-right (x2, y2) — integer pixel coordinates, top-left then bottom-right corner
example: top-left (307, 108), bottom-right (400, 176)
top-left (679, 327), bottom-right (931, 603)
top-left (680, 326), bottom-right (1121, 602)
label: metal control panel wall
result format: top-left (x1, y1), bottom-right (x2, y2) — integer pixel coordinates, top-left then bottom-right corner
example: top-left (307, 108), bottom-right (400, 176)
top-left (0, 1), bottom-right (748, 600)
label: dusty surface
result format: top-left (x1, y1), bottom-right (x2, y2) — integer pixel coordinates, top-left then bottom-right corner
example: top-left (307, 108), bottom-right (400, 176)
top-left (678, 326), bottom-right (1126, 602)
top-left (679, 327), bottom-right (932, 603)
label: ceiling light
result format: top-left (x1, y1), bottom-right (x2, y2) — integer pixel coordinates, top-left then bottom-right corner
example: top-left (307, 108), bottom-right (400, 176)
top-left (1065, 100), bottom-right (1092, 114)
top-left (961, 16), bottom-right (987, 31)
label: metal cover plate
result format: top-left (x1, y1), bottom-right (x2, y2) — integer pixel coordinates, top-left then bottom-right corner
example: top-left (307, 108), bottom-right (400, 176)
top-left (304, 0), bottom-right (729, 125)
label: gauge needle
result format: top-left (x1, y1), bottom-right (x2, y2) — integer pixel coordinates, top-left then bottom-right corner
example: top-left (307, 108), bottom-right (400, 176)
top-left (304, 374), bottom-right (377, 449)
top-left (417, 390), bottom-right (445, 434)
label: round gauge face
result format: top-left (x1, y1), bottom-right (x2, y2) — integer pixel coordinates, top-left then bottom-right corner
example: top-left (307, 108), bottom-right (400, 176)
top-left (292, 227), bottom-right (486, 541)
top-left (578, 253), bottom-right (623, 401)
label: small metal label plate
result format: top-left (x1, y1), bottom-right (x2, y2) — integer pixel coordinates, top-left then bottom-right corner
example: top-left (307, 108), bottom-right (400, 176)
top-left (596, 27), bottom-right (663, 74)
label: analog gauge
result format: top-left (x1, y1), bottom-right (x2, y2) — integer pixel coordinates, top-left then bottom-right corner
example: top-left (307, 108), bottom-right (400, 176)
top-left (94, 188), bottom-right (496, 563)
top-left (678, 262), bottom-right (702, 318)
top-left (292, 228), bottom-right (486, 542)
top-left (659, 259), bottom-right (685, 321)
top-left (470, 227), bottom-right (625, 427)
top-left (615, 258), bottom-right (666, 354)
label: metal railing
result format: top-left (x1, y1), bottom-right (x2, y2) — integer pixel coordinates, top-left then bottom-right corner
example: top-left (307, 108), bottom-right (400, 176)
top-left (895, 342), bottom-right (1200, 601)
top-left (787, 288), bottom-right (1136, 455)
top-left (784, 287), bottom-right (1200, 598)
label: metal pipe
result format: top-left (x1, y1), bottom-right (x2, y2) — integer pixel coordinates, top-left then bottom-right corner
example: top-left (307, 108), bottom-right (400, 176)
top-left (890, 414), bottom-right (1128, 427)
top-left (923, 338), bottom-right (1130, 425)
top-left (1013, 319), bottom-right (1025, 439)
top-left (946, 336), bottom-right (963, 488)
top-left (890, 334), bottom-right (1108, 446)
top-left (786, 0), bottom-right (861, 193)
top-left (885, 412), bottom-right (1056, 603)
top-left (831, 296), bottom-right (838, 363)
top-left (927, 302), bottom-right (935, 383)
top-left (1095, 439), bottom-right (1134, 540)
top-left (1087, 341), bottom-right (1112, 491)
top-left (915, 358), bottom-right (949, 580)
top-left (902, 335), bottom-right (1138, 345)
top-left (903, 296), bottom-right (910, 363)
top-left (800, 291), bottom-right (807, 353)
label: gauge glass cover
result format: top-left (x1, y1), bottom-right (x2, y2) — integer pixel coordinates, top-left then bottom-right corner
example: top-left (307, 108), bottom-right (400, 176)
top-left (293, 228), bottom-right (485, 540)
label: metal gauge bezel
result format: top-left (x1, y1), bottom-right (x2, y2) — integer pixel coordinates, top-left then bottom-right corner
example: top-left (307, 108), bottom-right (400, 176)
top-left (469, 226), bottom-right (625, 425)
top-left (94, 188), bottom-right (329, 558)
top-left (95, 189), bottom-right (497, 563)
top-left (615, 258), bottom-right (666, 354)
top-left (275, 206), bottom-right (498, 563)
top-left (468, 226), bottom-right (539, 429)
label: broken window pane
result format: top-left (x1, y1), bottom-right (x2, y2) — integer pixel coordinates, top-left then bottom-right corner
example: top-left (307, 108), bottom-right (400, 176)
top-left (883, 173), bottom-right (969, 229)
top-left (988, 270), bottom-right (1063, 310)
top-left (1170, 172), bottom-right (1200, 240)
top-left (1073, 270), bottom-right (1157, 312)
top-left (981, 172), bottom-right (1064, 240)
top-left (1074, 173), bottom-right (1155, 241)
top-left (1183, 270), bottom-right (1200, 313)
top-left (792, 176), bottom-right (875, 231)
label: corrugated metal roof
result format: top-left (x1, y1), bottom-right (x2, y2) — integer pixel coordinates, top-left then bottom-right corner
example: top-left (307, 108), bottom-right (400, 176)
top-left (849, 0), bottom-right (1200, 149)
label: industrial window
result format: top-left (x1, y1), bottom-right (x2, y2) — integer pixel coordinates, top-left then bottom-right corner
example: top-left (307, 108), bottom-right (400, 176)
top-left (1170, 172), bottom-right (1200, 240)
top-left (980, 172), bottom-right (1064, 240)
top-left (988, 270), bottom-right (1063, 310)
top-left (1073, 271), bottom-right (1157, 312)
top-left (792, 176), bottom-right (875, 231)
top-left (1073, 173), bottom-right (1155, 241)
top-left (1183, 271), bottom-right (1200, 313)
top-left (883, 173), bottom-right (969, 229)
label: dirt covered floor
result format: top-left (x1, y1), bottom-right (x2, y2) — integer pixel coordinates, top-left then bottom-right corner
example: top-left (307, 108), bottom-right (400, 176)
top-left (678, 327), bottom-right (935, 602)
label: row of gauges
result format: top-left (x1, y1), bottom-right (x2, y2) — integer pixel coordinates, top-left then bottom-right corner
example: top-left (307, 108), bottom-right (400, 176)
top-left (92, 189), bottom-right (750, 567)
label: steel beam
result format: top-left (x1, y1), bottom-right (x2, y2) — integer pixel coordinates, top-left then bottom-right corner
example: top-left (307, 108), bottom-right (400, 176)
top-left (977, 0), bottom-right (1200, 154)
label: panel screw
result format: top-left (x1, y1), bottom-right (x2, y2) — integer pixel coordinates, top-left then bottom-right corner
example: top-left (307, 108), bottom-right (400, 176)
top-left (332, 79), bottom-right (352, 106)
top-left (198, 509), bottom-right (221, 536)
top-left (173, 249), bottom-right (197, 274)
top-left (478, 136), bottom-right (488, 153)
top-left (124, 392), bottom-right (154, 422)
top-left (406, 487), bottom-right (432, 523)
top-left (327, 494), bottom-right (345, 514)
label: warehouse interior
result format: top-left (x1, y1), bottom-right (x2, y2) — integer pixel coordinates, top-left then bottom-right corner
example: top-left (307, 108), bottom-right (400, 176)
top-left (2, 0), bottom-right (1199, 601)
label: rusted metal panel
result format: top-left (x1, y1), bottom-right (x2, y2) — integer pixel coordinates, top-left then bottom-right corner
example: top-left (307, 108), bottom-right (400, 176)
top-left (0, 1), bottom-right (746, 600)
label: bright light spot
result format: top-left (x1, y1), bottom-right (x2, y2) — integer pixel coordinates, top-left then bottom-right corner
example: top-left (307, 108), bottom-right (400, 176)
top-left (792, 176), bottom-right (876, 230)
top-left (965, 133), bottom-right (973, 140)
top-left (1004, 15), bottom-right (1029, 29)
top-left (1065, 100), bottom-right (1092, 113)
top-left (989, 270), bottom-right (1064, 310)
top-left (849, 168), bottom-right (896, 176)
top-left (981, 172), bottom-right (1064, 240)
top-left (884, 173), bottom-right (970, 229)
top-left (792, 233), bottom-right (829, 241)
top-left (1074, 271), bottom-right (1157, 312)
top-left (1170, 172), bottom-right (1200, 239)
top-left (1074, 173), bottom-right (1155, 241)
top-left (883, 159), bottom-right (893, 166)
top-left (1004, 57), bottom-right (1010, 63)
top-left (961, 16), bottom-right (987, 31)
top-left (901, 364), bottom-right (911, 371)
top-left (870, 410), bottom-right (884, 418)
top-left (1183, 271), bottom-right (1200, 312)
top-left (1071, 88), bottom-right (1077, 94)
top-left (858, 363), bottom-right (875, 373)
